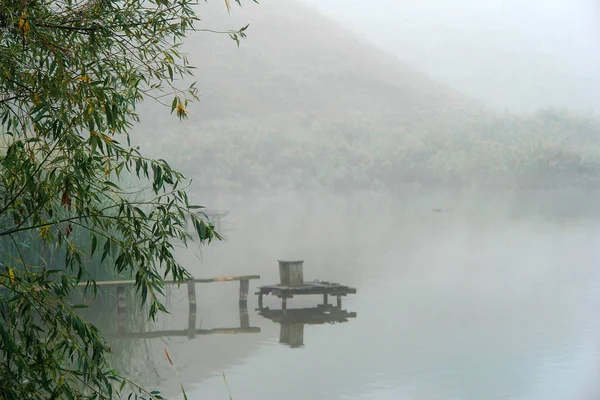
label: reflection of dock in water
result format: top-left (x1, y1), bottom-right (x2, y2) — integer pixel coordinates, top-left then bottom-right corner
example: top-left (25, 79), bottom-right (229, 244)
top-left (86, 275), bottom-right (261, 339)
top-left (107, 300), bottom-right (259, 340)
top-left (255, 260), bottom-right (357, 347)
top-left (258, 304), bottom-right (357, 325)
top-left (258, 305), bottom-right (357, 348)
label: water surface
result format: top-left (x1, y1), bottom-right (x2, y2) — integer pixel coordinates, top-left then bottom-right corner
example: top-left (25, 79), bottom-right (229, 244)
top-left (103, 191), bottom-right (600, 400)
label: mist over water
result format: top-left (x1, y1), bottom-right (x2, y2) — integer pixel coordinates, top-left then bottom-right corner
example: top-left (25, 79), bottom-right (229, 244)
top-left (109, 0), bottom-right (600, 398)
top-left (98, 190), bottom-right (600, 399)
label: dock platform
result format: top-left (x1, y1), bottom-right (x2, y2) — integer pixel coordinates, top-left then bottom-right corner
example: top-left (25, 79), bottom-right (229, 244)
top-left (256, 280), bottom-right (357, 310)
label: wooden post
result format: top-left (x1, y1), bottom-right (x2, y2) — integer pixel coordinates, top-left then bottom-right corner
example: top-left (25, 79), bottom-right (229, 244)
top-left (282, 297), bottom-right (287, 311)
top-left (117, 286), bottom-right (126, 334)
top-left (336, 295), bottom-right (342, 309)
top-left (323, 293), bottom-right (328, 305)
top-left (187, 281), bottom-right (197, 339)
top-left (239, 302), bottom-right (250, 329)
top-left (239, 279), bottom-right (249, 305)
top-left (258, 293), bottom-right (264, 309)
top-left (278, 260), bottom-right (304, 287)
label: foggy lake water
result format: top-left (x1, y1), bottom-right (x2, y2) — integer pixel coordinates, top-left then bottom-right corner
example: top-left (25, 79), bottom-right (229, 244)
top-left (101, 190), bottom-right (600, 400)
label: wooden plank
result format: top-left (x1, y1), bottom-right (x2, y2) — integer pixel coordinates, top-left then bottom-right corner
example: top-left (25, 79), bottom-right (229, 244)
top-left (78, 275), bottom-right (260, 288)
top-left (258, 282), bottom-right (356, 297)
top-left (107, 327), bottom-right (260, 339)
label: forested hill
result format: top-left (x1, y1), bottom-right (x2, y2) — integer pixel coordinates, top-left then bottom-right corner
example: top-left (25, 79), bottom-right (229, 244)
top-left (132, 0), bottom-right (600, 192)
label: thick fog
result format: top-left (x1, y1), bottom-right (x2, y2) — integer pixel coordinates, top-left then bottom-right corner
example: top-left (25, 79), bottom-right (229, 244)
top-left (115, 1), bottom-right (600, 399)
top-left (304, 0), bottom-right (600, 113)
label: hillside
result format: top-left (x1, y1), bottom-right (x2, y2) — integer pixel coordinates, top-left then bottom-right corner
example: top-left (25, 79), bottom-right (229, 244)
top-left (132, 0), bottom-right (600, 192)
top-left (136, 0), bottom-right (482, 124)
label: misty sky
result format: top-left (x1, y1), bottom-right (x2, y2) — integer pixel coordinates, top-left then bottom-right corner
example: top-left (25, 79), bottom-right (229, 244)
top-left (301, 0), bottom-right (600, 113)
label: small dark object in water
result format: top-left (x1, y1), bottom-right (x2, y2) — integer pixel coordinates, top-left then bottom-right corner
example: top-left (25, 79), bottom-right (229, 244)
top-left (433, 207), bottom-right (453, 213)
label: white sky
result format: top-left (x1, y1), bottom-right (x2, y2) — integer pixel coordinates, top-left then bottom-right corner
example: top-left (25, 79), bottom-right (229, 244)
top-left (301, 0), bottom-right (600, 113)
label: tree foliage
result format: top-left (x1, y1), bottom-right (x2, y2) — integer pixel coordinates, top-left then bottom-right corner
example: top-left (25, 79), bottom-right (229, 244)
top-left (143, 109), bottom-right (600, 192)
top-left (0, 0), bottom-right (249, 398)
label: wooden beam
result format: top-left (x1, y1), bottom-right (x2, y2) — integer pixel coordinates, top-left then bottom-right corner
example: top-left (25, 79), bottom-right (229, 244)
top-left (106, 327), bottom-right (260, 339)
top-left (78, 275), bottom-right (260, 288)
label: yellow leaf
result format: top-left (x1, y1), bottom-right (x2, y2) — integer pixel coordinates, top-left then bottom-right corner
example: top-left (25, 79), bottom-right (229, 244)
top-left (224, 0), bottom-right (231, 12)
top-left (101, 133), bottom-right (113, 143)
top-left (175, 103), bottom-right (188, 120)
top-left (39, 226), bottom-right (49, 238)
top-left (164, 348), bottom-right (173, 366)
top-left (19, 13), bottom-right (30, 36)
top-left (8, 268), bottom-right (14, 284)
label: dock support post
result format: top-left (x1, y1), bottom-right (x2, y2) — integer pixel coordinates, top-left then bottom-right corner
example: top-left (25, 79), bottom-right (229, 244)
top-left (117, 286), bottom-right (126, 334)
top-left (323, 293), bottom-right (328, 305)
top-left (282, 297), bottom-right (287, 311)
top-left (239, 302), bottom-right (250, 329)
top-left (258, 293), bottom-right (264, 309)
top-left (187, 281), bottom-right (197, 338)
top-left (336, 295), bottom-right (342, 309)
top-left (239, 279), bottom-right (249, 305)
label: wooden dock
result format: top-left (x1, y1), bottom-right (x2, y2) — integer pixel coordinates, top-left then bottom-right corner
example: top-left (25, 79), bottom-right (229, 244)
top-left (80, 275), bottom-right (260, 337)
top-left (257, 280), bottom-right (357, 310)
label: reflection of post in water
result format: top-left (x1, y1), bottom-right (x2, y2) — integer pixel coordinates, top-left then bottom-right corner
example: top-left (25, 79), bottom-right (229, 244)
top-left (239, 301), bottom-right (250, 329)
top-left (117, 286), bottom-right (126, 334)
top-left (187, 281), bottom-right (196, 339)
top-left (280, 323), bottom-right (304, 348)
top-left (85, 275), bottom-right (261, 338)
top-left (258, 305), bottom-right (357, 348)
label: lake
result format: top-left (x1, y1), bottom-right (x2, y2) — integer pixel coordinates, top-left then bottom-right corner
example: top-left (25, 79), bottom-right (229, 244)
top-left (101, 189), bottom-right (600, 400)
